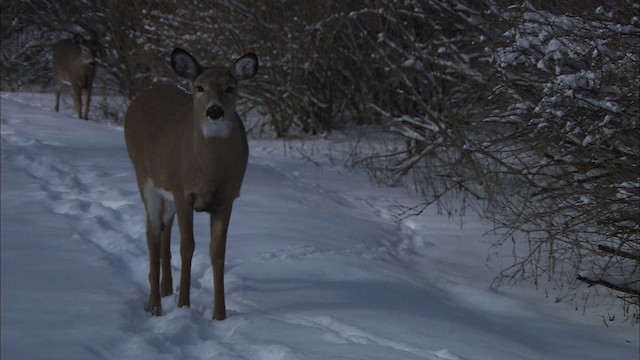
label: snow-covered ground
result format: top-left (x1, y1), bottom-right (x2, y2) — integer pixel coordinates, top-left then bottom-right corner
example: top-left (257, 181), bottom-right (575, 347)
top-left (1, 92), bottom-right (637, 360)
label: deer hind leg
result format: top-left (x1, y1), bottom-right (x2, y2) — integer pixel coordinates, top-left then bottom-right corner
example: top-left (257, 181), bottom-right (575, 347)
top-left (160, 200), bottom-right (175, 297)
top-left (71, 84), bottom-right (83, 120)
top-left (175, 194), bottom-right (195, 308)
top-left (142, 180), bottom-right (167, 315)
top-left (82, 87), bottom-right (92, 120)
top-left (145, 218), bottom-right (162, 316)
top-left (210, 205), bottom-right (232, 320)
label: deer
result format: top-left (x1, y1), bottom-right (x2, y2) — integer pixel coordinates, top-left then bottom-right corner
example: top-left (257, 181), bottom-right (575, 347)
top-left (52, 35), bottom-right (98, 120)
top-left (124, 48), bottom-right (258, 320)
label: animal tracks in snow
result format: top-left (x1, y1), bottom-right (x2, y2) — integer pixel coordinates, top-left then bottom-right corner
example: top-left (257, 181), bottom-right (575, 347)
top-left (1, 125), bottom-right (146, 267)
top-left (1, 115), bottom-right (464, 359)
top-left (252, 244), bottom-right (392, 263)
top-left (279, 315), bottom-right (463, 360)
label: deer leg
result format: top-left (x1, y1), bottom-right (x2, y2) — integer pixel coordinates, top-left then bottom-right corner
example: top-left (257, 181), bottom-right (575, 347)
top-left (71, 84), bottom-right (83, 119)
top-left (82, 87), bottom-right (92, 120)
top-left (210, 206), bottom-right (232, 320)
top-left (160, 200), bottom-right (175, 297)
top-left (54, 84), bottom-right (62, 112)
top-left (175, 195), bottom-right (195, 308)
top-left (145, 218), bottom-right (162, 316)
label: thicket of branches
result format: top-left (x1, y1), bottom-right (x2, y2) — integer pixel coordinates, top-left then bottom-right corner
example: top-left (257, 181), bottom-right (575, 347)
top-left (2, 0), bottom-right (638, 320)
top-left (482, 2), bottom-right (639, 317)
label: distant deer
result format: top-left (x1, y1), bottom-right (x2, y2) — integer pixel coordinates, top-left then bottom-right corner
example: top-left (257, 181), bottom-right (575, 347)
top-left (124, 48), bottom-right (258, 319)
top-left (52, 35), bottom-right (98, 120)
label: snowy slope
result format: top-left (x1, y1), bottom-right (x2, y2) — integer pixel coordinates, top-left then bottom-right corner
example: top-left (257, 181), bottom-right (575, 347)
top-left (1, 93), bottom-right (637, 360)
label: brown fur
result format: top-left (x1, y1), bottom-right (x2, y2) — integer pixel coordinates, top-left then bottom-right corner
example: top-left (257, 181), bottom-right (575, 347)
top-left (52, 36), bottom-right (98, 120)
top-left (124, 49), bottom-right (257, 320)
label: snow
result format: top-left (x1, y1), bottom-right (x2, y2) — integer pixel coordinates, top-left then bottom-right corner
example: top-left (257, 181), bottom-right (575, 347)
top-left (1, 92), bottom-right (638, 360)
top-left (401, 58), bottom-right (425, 72)
top-left (582, 134), bottom-right (595, 147)
top-left (515, 37), bottom-right (530, 49)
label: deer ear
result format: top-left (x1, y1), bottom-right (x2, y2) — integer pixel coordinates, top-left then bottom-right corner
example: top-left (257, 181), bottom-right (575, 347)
top-left (171, 48), bottom-right (200, 80)
top-left (73, 34), bottom-right (85, 44)
top-left (232, 53), bottom-right (258, 80)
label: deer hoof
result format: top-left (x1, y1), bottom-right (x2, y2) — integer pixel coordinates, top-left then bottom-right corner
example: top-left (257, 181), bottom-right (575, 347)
top-left (213, 309), bottom-right (227, 321)
top-left (145, 304), bottom-right (162, 316)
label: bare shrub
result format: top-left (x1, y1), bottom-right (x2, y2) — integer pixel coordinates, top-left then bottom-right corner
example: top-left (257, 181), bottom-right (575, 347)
top-left (482, 1), bottom-right (639, 320)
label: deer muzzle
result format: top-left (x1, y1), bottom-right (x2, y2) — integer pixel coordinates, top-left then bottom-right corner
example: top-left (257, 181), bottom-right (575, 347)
top-left (206, 105), bottom-right (224, 121)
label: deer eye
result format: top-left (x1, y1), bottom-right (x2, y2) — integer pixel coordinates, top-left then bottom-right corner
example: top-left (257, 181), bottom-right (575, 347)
top-left (195, 85), bottom-right (205, 92)
top-left (225, 86), bottom-right (234, 94)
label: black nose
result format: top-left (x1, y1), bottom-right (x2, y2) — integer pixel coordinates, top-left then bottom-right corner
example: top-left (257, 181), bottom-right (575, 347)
top-left (206, 105), bottom-right (224, 120)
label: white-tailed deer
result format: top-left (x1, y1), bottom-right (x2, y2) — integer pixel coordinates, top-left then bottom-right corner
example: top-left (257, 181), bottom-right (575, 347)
top-left (52, 35), bottom-right (98, 120)
top-left (124, 48), bottom-right (258, 320)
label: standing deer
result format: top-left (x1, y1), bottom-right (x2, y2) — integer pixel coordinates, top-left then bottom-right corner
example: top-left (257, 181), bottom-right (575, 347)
top-left (124, 48), bottom-right (258, 319)
top-left (52, 35), bottom-right (98, 120)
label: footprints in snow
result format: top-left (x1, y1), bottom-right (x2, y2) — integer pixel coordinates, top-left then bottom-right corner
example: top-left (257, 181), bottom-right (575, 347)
top-left (282, 315), bottom-right (463, 360)
top-left (1, 127), bottom-right (145, 272)
top-left (2, 118), bottom-right (463, 360)
top-left (253, 244), bottom-right (392, 263)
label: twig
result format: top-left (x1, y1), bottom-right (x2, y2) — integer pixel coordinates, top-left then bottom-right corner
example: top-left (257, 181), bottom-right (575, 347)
top-left (597, 245), bottom-right (639, 261)
top-left (576, 275), bottom-right (640, 296)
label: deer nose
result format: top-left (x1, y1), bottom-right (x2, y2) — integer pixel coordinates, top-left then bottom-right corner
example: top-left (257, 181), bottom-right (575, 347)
top-left (206, 105), bottom-right (224, 120)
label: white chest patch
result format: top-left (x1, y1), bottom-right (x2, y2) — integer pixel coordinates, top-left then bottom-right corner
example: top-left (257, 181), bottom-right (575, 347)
top-left (201, 118), bottom-right (232, 138)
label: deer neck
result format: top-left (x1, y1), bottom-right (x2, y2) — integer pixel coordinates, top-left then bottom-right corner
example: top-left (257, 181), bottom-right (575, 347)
top-left (183, 110), bottom-right (247, 175)
top-left (180, 112), bottom-right (247, 212)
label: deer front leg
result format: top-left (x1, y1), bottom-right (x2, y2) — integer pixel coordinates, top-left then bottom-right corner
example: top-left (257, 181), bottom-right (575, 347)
top-left (145, 219), bottom-right (162, 316)
top-left (54, 85), bottom-right (62, 112)
top-left (71, 84), bottom-right (83, 120)
top-left (82, 87), bottom-right (92, 120)
top-left (175, 195), bottom-right (195, 308)
top-left (210, 206), bottom-right (232, 320)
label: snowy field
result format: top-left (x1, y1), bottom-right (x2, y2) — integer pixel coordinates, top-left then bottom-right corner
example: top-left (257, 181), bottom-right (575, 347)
top-left (1, 92), bottom-right (637, 360)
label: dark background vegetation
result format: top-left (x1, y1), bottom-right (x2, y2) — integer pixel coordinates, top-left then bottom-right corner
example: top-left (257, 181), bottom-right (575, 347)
top-left (2, 0), bottom-right (638, 321)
